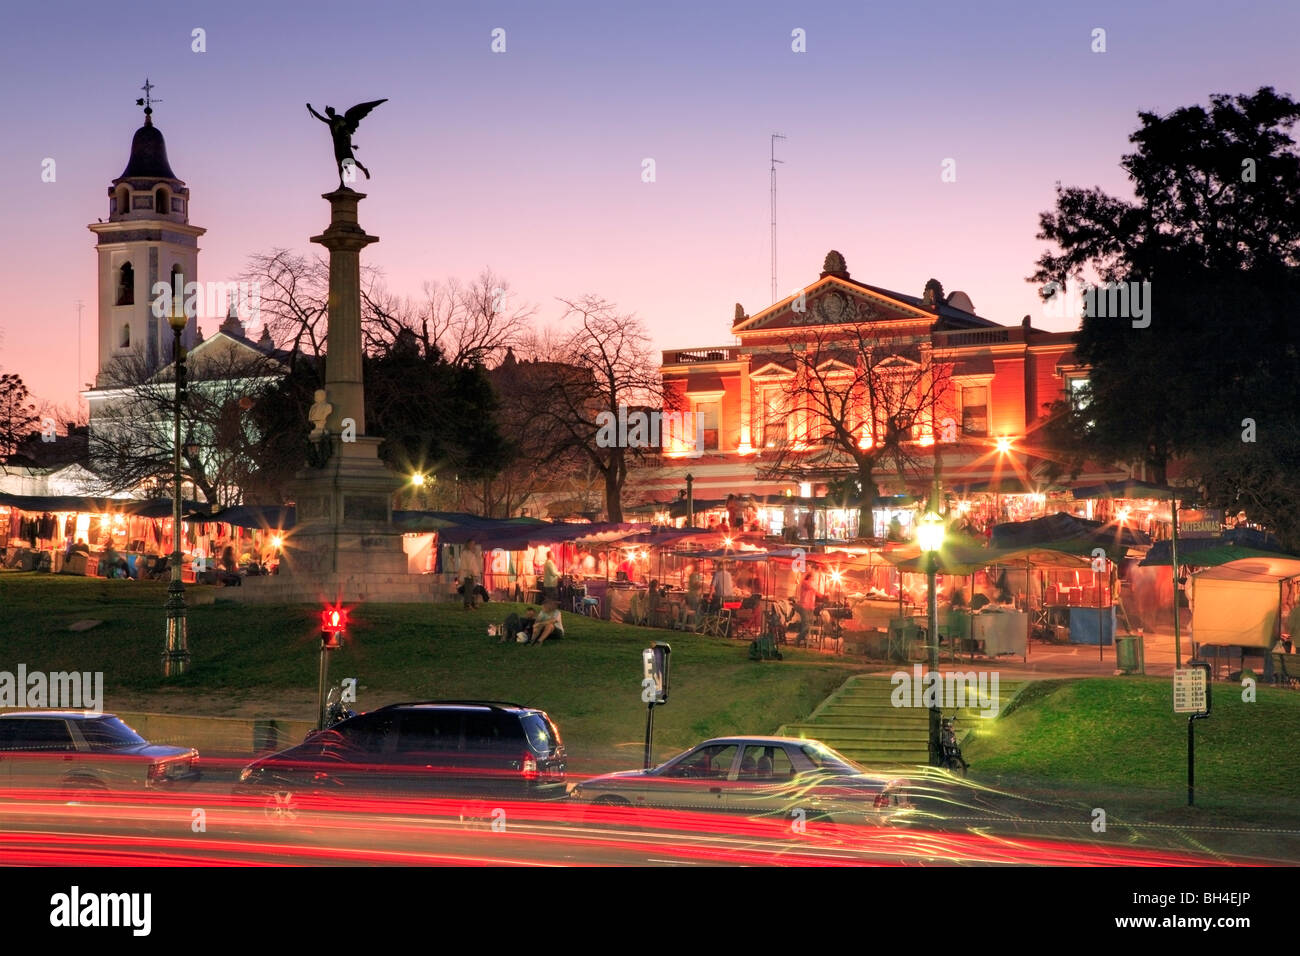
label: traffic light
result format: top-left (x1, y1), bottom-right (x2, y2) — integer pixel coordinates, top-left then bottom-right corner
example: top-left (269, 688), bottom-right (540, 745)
top-left (320, 604), bottom-right (348, 649)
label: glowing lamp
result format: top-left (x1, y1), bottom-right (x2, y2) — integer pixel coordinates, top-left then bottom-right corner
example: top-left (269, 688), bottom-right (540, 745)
top-left (995, 436), bottom-right (1013, 454)
top-left (320, 605), bottom-right (349, 648)
top-left (916, 511), bottom-right (945, 554)
top-left (271, 535), bottom-right (283, 549)
top-left (411, 473), bottom-right (426, 487)
top-left (167, 304), bottom-right (187, 334)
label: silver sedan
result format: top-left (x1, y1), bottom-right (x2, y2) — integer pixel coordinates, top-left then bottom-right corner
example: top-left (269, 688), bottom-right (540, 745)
top-left (571, 735), bottom-right (912, 825)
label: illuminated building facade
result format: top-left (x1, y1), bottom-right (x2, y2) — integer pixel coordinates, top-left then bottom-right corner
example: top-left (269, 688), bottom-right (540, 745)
top-left (640, 251), bottom-right (1116, 519)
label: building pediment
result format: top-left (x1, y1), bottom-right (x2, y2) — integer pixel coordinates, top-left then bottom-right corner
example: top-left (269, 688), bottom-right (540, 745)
top-left (749, 358), bottom-right (797, 380)
top-left (735, 277), bottom-right (933, 335)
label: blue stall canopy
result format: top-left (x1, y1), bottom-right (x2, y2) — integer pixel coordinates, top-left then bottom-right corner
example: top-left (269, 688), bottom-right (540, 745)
top-left (1139, 527), bottom-right (1290, 567)
top-left (1070, 479), bottom-right (1175, 500)
top-left (0, 493), bottom-right (209, 520)
top-left (204, 505), bottom-right (296, 529)
top-left (991, 512), bottom-right (1149, 557)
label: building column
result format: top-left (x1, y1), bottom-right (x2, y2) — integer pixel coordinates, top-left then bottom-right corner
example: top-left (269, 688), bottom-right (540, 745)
top-left (738, 360), bottom-right (753, 454)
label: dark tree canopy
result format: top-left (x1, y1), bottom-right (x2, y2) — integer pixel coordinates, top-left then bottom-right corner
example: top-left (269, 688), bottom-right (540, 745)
top-left (0, 373), bottom-right (41, 458)
top-left (250, 335), bottom-right (508, 502)
top-left (1029, 87), bottom-right (1300, 545)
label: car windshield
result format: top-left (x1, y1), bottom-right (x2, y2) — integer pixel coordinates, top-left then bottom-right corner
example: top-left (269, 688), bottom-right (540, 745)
top-left (800, 741), bottom-right (864, 774)
top-left (77, 717), bottom-right (147, 750)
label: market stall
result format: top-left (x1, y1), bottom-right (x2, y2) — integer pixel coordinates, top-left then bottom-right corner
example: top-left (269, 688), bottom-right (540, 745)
top-left (1188, 557), bottom-right (1300, 678)
top-left (0, 493), bottom-right (293, 581)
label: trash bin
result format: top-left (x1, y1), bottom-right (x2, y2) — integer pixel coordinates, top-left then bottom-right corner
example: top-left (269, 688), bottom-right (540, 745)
top-left (1116, 634), bottom-right (1139, 674)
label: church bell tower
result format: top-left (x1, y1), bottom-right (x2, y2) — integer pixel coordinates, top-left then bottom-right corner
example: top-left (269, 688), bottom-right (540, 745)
top-left (88, 80), bottom-right (205, 385)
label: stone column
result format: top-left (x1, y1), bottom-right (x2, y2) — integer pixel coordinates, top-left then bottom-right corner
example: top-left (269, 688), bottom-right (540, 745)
top-left (281, 188), bottom-right (404, 580)
top-left (311, 189), bottom-right (377, 436)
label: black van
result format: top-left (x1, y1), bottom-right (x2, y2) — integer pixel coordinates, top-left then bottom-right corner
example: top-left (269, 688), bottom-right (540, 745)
top-left (236, 701), bottom-right (566, 821)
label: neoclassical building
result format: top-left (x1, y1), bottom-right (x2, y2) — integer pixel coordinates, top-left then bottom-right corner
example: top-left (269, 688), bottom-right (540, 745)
top-left (641, 251), bottom-right (1104, 521)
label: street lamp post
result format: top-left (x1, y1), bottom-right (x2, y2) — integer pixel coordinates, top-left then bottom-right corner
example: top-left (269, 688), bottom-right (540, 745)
top-left (917, 510), bottom-right (945, 765)
top-left (163, 311), bottom-right (191, 677)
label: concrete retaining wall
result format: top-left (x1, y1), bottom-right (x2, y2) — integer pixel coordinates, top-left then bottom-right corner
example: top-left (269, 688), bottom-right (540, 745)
top-left (0, 708), bottom-right (316, 757)
top-left (114, 712), bottom-right (316, 756)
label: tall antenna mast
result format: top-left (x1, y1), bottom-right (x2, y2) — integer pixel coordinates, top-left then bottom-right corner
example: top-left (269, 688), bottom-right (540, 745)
top-left (75, 299), bottom-right (84, 401)
top-left (770, 132), bottom-right (786, 305)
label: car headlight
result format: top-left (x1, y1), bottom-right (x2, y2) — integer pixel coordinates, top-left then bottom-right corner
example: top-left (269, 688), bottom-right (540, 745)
top-left (238, 767), bottom-right (253, 783)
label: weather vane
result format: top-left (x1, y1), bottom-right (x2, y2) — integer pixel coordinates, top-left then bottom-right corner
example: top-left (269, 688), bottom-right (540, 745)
top-left (135, 77), bottom-right (162, 118)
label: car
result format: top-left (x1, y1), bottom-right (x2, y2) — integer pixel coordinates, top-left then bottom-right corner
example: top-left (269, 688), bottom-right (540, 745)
top-left (236, 700), bottom-right (567, 821)
top-left (571, 735), bottom-right (912, 825)
top-left (0, 712), bottom-right (201, 794)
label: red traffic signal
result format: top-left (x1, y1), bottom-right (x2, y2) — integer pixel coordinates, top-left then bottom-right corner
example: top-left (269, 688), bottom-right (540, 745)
top-left (320, 605), bottom-right (349, 647)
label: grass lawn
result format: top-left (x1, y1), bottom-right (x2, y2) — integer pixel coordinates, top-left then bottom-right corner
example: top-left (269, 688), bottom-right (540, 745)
top-left (966, 677), bottom-right (1300, 820)
top-left (0, 573), bottom-right (863, 770)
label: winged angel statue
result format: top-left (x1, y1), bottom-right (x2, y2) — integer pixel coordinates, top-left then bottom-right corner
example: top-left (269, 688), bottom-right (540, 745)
top-left (307, 99), bottom-right (388, 188)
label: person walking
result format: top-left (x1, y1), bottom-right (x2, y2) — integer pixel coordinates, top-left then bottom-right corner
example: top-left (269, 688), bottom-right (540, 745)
top-left (542, 551), bottom-right (560, 601)
top-left (459, 538), bottom-right (482, 609)
top-left (709, 562), bottom-right (735, 613)
top-left (796, 571), bottom-right (821, 646)
top-left (686, 564), bottom-right (704, 611)
top-left (782, 500), bottom-right (797, 543)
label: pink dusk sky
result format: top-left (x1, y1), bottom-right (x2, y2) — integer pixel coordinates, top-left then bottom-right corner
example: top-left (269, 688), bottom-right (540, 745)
top-left (1, 0), bottom-right (1296, 410)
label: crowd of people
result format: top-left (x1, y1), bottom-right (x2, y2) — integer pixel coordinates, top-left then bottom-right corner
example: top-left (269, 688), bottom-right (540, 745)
top-left (75, 539), bottom-right (274, 582)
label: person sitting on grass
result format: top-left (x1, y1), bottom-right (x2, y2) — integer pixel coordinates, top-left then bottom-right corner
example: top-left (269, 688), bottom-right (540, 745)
top-left (532, 600), bottom-right (565, 645)
top-left (501, 607), bottom-right (537, 644)
top-left (100, 543), bottom-right (128, 579)
top-left (218, 545), bottom-right (242, 587)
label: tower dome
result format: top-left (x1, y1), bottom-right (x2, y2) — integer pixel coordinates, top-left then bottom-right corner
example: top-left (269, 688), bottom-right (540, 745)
top-left (118, 113), bottom-right (178, 180)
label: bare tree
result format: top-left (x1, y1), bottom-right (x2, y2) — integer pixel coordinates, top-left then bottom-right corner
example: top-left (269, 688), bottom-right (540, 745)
top-left (523, 297), bottom-right (672, 522)
top-left (756, 323), bottom-right (955, 534)
top-left (362, 269), bottom-right (535, 369)
top-left (87, 343), bottom-right (285, 506)
top-left (236, 249), bottom-right (330, 364)
top-left (240, 251), bottom-right (535, 373)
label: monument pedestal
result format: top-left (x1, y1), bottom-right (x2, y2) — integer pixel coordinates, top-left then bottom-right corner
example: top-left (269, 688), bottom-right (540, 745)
top-left (285, 436), bottom-right (405, 578)
top-left (235, 436), bottom-right (436, 603)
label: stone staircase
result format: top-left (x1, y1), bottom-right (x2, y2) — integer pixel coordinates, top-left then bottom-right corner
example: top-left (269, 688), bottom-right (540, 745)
top-left (779, 672), bottom-right (1027, 767)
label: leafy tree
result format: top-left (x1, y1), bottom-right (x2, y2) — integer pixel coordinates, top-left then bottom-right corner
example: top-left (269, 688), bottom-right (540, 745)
top-left (365, 329), bottom-right (509, 493)
top-left (0, 373), bottom-right (41, 458)
top-left (1029, 87), bottom-right (1300, 539)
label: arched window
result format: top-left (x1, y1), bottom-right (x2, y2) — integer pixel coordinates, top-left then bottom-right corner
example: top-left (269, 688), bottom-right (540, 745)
top-left (116, 262), bottom-right (134, 306)
top-left (119, 323), bottom-right (131, 348)
top-left (115, 186), bottom-right (129, 217)
top-left (155, 187), bottom-right (168, 215)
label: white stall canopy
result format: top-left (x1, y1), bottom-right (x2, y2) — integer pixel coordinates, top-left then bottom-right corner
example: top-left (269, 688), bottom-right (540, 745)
top-left (1191, 556), bottom-right (1300, 648)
